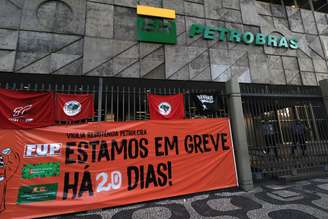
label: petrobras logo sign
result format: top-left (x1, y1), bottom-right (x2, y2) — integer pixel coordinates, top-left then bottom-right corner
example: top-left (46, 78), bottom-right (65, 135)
top-left (63, 101), bottom-right (81, 117)
top-left (24, 144), bottom-right (62, 158)
top-left (136, 5), bottom-right (177, 44)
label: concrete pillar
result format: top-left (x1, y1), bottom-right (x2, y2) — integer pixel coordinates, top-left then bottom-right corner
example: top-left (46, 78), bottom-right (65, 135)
top-left (319, 79), bottom-right (328, 115)
top-left (226, 79), bottom-right (253, 191)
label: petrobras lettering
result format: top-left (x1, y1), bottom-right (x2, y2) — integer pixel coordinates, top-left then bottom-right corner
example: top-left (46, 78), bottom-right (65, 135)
top-left (189, 24), bottom-right (299, 49)
top-left (24, 143), bottom-right (62, 158)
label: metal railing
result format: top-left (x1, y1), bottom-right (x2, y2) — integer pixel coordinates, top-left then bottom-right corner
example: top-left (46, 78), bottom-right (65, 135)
top-left (0, 74), bottom-right (100, 124)
top-left (0, 73), bottom-right (228, 124)
top-left (101, 78), bottom-right (228, 122)
top-left (241, 83), bottom-right (328, 181)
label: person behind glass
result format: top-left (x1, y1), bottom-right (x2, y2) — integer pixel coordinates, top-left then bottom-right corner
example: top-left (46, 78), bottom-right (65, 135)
top-left (262, 118), bottom-right (278, 158)
top-left (291, 119), bottom-right (306, 156)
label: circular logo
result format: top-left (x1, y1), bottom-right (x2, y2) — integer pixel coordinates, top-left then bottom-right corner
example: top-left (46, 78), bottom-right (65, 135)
top-left (63, 101), bottom-right (81, 117)
top-left (158, 102), bottom-right (171, 116)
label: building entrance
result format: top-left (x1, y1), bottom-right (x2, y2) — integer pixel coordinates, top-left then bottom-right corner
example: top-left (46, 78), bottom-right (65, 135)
top-left (242, 84), bottom-right (328, 181)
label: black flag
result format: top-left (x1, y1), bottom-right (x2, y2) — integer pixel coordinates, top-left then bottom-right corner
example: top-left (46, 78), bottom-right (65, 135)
top-left (192, 94), bottom-right (220, 112)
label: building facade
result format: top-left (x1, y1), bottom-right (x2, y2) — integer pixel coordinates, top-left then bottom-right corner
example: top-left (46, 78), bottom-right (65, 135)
top-left (1, 0), bottom-right (328, 185)
top-left (0, 0), bottom-right (327, 85)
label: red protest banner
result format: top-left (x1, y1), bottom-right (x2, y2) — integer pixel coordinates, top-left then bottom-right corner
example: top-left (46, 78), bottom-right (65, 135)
top-left (0, 118), bottom-right (238, 218)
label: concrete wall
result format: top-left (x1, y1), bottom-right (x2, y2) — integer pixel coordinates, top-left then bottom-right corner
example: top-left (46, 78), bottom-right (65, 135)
top-left (1, 0), bottom-right (328, 86)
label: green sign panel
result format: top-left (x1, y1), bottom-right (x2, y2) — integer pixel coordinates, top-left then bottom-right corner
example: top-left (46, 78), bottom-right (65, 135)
top-left (189, 23), bottom-right (299, 49)
top-left (137, 16), bottom-right (177, 44)
top-left (22, 162), bottom-right (60, 179)
top-left (17, 183), bottom-right (58, 204)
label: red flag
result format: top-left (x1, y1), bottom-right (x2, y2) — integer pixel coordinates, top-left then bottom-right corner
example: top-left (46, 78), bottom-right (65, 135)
top-left (0, 89), bottom-right (55, 129)
top-left (148, 94), bottom-right (185, 120)
top-left (55, 93), bottom-right (94, 121)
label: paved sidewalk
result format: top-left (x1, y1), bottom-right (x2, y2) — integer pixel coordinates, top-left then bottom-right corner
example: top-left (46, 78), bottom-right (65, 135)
top-left (49, 177), bottom-right (328, 219)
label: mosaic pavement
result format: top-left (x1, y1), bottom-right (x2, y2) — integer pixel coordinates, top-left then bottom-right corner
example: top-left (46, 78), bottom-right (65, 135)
top-left (47, 177), bottom-right (328, 219)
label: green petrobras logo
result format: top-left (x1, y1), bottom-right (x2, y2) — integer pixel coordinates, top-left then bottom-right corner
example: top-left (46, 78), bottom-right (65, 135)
top-left (22, 162), bottom-right (60, 179)
top-left (136, 5), bottom-right (177, 44)
top-left (135, 5), bottom-right (298, 49)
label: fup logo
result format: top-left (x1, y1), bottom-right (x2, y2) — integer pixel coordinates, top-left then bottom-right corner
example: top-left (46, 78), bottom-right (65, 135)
top-left (136, 5), bottom-right (176, 44)
top-left (24, 144), bottom-right (62, 158)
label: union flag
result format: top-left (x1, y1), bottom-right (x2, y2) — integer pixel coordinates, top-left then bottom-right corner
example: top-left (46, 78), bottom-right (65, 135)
top-left (55, 93), bottom-right (95, 122)
top-left (148, 94), bottom-right (185, 120)
top-left (0, 89), bottom-right (55, 129)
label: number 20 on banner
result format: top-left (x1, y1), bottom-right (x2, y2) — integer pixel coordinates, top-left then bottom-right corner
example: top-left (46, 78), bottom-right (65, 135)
top-left (96, 171), bottom-right (122, 193)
